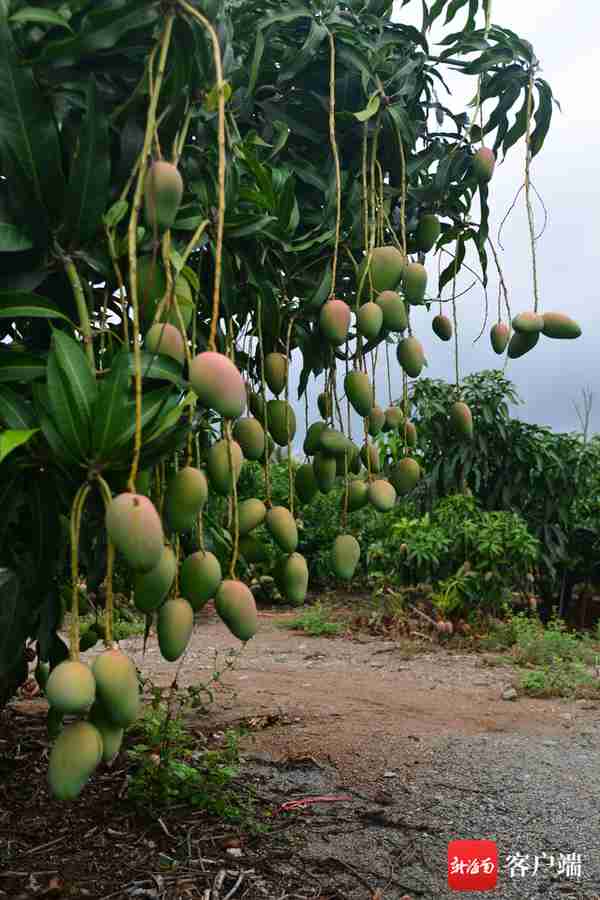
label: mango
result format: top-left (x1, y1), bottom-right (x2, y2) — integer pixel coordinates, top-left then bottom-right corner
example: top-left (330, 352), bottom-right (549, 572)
top-left (541, 312), bottom-right (582, 339)
top-left (375, 291), bottom-right (408, 332)
top-left (512, 311), bottom-right (544, 334)
top-left (402, 262), bottom-right (427, 304)
top-left (237, 498), bottom-right (267, 536)
top-left (405, 421), bottom-right (417, 448)
top-left (450, 401), bottom-right (473, 440)
top-left (313, 451), bottom-right (337, 493)
top-left (319, 427), bottom-right (353, 457)
top-left (164, 466), bottom-right (208, 533)
top-left (206, 439), bottom-right (243, 495)
top-left (233, 417), bottom-right (266, 461)
top-left (490, 322), bottom-right (510, 354)
top-left (189, 351), bottom-right (246, 419)
top-left (345, 370), bottom-right (374, 418)
top-left (264, 352), bottom-right (288, 395)
top-left (383, 405), bottom-right (404, 432)
top-left (248, 390), bottom-right (266, 421)
top-left (267, 399), bottom-right (296, 446)
top-left (48, 721), bottom-right (103, 801)
top-left (304, 420), bottom-right (328, 455)
top-left (276, 552), bottom-right (309, 604)
top-left (144, 322), bottom-right (185, 365)
top-left (157, 597), bottom-right (194, 662)
top-left (266, 506), bottom-right (298, 553)
top-left (397, 336), bottom-right (425, 378)
top-left (414, 214), bottom-right (441, 253)
top-left (295, 463), bottom-right (319, 504)
top-left (319, 299), bottom-right (351, 346)
top-left (360, 441), bottom-right (381, 473)
top-left (336, 443), bottom-right (360, 476)
top-left (215, 580), bottom-right (258, 641)
top-left (105, 493), bottom-right (164, 573)
top-left (89, 701), bottom-right (124, 763)
top-left (432, 314), bottom-right (453, 341)
top-left (357, 302), bottom-right (383, 341)
top-left (92, 649), bottom-right (140, 728)
top-left (507, 330), bottom-right (539, 359)
top-left (144, 160), bottom-right (183, 232)
top-left (367, 406), bottom-right (386, 437)
top-left (46, 660), bottom-right (96, 716)
top-left (317, 392), bottom-right (332, 420)
top-left (180, 551), bottom-right (222, 610)
top-left (331, 534), bottom-right (360, 580)
top-left (346, 479), bottom-right (369, 511)
top-left (472, 147), bottom-right (496, 182)
top-left (368, 479), bottom-right (397, 512)
top-left (391, 457), bottom-right (420, 495)
top-left (134, 545), bottom-right (176, 613)
top-left (360, 246), bottom-right (406, 293)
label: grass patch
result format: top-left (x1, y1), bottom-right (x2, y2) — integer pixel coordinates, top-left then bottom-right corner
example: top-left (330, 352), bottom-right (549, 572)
top-left (279, 601), bottom-right (345, 637)
top-left (518, 661), bottom-right (600, 699)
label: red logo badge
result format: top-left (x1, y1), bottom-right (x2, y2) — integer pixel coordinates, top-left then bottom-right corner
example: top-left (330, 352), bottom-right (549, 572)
top-left (448, 840), bottom-right (498, 891)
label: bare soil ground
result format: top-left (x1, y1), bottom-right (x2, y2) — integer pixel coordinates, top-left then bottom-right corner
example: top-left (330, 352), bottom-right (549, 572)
top-left (2, 602), bottom-right (600, 900)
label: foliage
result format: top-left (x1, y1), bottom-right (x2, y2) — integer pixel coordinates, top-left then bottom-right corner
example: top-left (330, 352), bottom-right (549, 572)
top-left (405, 371), bottom-right (600, 581)
top-left (0, 0), bottom-right (560, 703)
top-left (280, 600), bottom-right (345, 636)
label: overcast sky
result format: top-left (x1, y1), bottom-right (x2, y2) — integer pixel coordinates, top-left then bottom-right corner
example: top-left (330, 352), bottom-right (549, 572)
top-left (293, 1), bottom-right (599, 441)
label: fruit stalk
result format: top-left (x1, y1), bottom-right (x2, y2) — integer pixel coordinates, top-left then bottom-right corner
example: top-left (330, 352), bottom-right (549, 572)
top-left (69, 484), bottom-right (91, 661)
top-left (127, 14), bottom-right (175, 492)
top-left (178, 0), bottom-right (226, 352)
top-left (64, 258), bottom-right (95, 369)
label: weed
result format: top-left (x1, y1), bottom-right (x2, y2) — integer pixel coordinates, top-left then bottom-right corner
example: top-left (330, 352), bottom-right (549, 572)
top-left (519, 661), bottom-right (600, 699)
top-left (280, 601), bottom-right (344, 637)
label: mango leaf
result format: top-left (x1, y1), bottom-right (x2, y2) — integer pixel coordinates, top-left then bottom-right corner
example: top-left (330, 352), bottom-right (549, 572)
top-left (0, 567), bottom-right (24, 678)
top-left (103, 199), bottom-right (128, 229)
top-left (143, 390), bottom-right (194, 443)
top-left (0, 222), bottom-right (33, 252)
top-left (62, 77), bottom-right (111, 245)
top-left (0, 427), bottom-right (38, 463)
top-left (0, 350), bottom-right (46, 383)
top-left (132, 351), bottom-right (185, 386)
top-left (51, 330), bottom-right (97, 425)
top-left (0, 385), bottom-right (36, 428)
top-left (0, 11), bottom-right (65, 240)
top-left (91, 349), bottom-right (131, 460)
top-left (9, 7), bottom-right (73, 31)
top-left (112, 387), bottom-right (179, 454)
top-left (530, 79), bottom-right (553, 158)
top-left (38, 411), bottom-right (80, 467)
top-left (0, 290), bottom-right (73, 324)
top-left (353, 93), bottom-right (381, 122)
top-left (46, 350), bottom-right (89, 461)
top-left (203, 80), bottom-right (232, 113)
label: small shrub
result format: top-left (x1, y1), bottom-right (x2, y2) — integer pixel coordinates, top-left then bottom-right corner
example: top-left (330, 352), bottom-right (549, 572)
top-left (280, 601), bottom-right (344, 636)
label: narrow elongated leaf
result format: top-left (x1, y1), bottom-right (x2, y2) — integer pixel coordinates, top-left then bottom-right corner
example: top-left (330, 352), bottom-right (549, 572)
top-left (91, 349), bottom-right (131, 460)
top-left (0, 13), bottom-right (65, 236)
top-left (63, 77), bottom-right (111, 245)
top-left (51, 330), bottom-right (97, 424)
top-left (0, 427), bottom-right (38, 463)
top-left (46, 351), bottom-right (89, 461)
top-left (0, 351), bottom-right (46, 383)
top-left (132, 352), bottom-right (185, 386)
top-left (0, 222), bottom-right (33, 252)
top-left (113, 387), bottom-right (178, 453)
top-left (0, 386), bottom-right (36, 428)
top-left (9, 7), bottom-right (73, 30)
top-left (0, 290), bottom-right (72, 323)
top-left (38, 411), bottom-right (80, 466)
top-left (354, 93), bottom-right (381, 122)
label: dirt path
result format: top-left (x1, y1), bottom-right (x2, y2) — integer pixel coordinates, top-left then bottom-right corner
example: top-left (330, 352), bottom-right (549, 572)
top-left (4, 608), bottom-right (600, 900)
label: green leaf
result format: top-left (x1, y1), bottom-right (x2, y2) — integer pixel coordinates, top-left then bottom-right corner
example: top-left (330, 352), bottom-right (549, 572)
top-left (0, 567), bottom-right (24, 678)
top-left (530, 79), bottom-right (553, 158)
top-left (0, 290), bottom-right (72, 323)
top-left (46, 350), bottom-right (89, 461)
top-left (0, 385), bottom-right (36, 428)
top-left (0, 350), bottom-right (46, 383)
top-left (103, 199), bottom-right (128, 229)
top-left (9, 7), bottom-right (73, 31)
top-left (38, 410), bottom-right (79, 466)
top-left (0, 222), bottom-right (33, 252)
top-left (0, 428), bottom-right (38, 463)
top-left (0, 12), bottom-right (65, 241)
top-left (51, 331), bottom-right (97, 425)
top-left (225, 214), bottom-right (277, 239)
top-left (353, 93), bottom-right (381, 122)
top-left (203, 80), bottom-right (232, 113)
top-left (62, 77), bottom-right (111, 245)
top-left (113, 387), bottom-right (179, 453)
top-left (91, 349), bottom-right (131, 461)
top-left (134, 351), bottom-right (186, 386)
